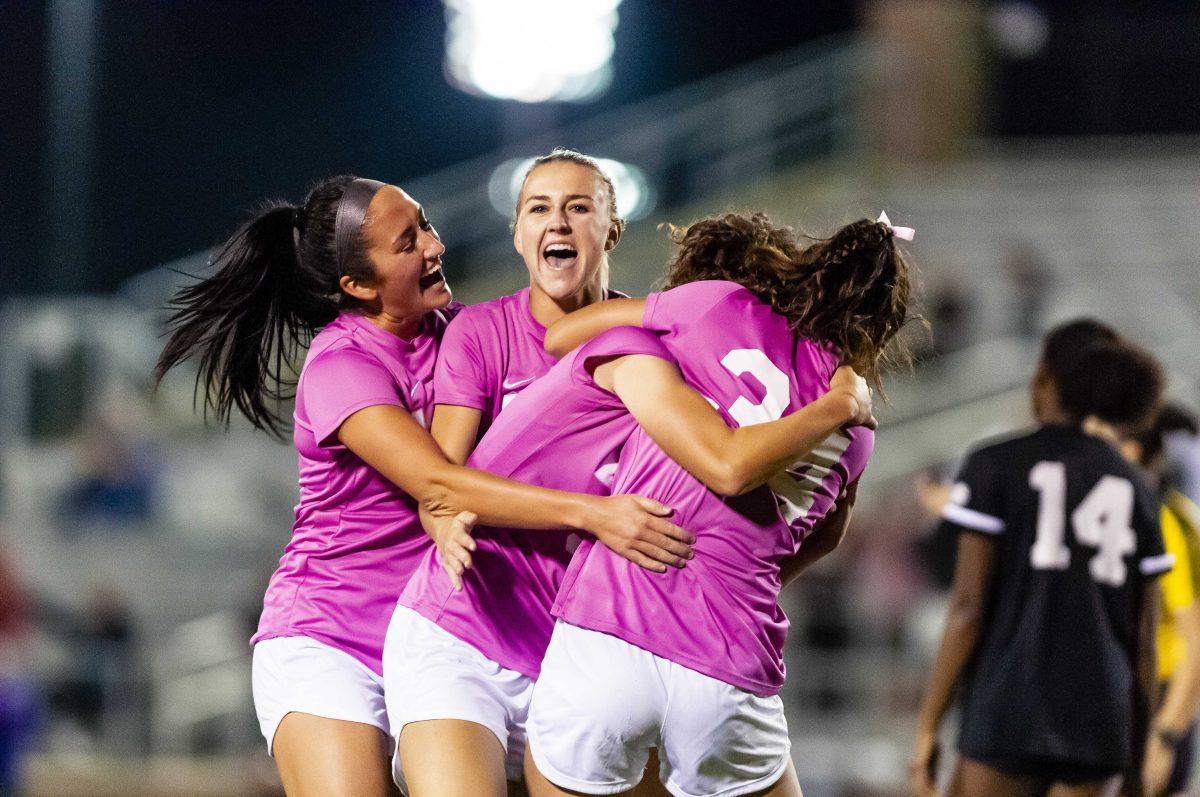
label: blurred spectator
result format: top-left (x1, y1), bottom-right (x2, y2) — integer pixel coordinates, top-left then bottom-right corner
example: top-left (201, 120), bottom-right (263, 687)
top-left (1160, 404), bottom-right (1200, 506)
top-left (0, 543), bottom-right (40, 795)
top-left (59, 417), bottom-right (157, 532)
top-left (46, 583), bottom-right (141, 751)
top-left (848, 480), bottom-right (930, 648)
top-left (913, 277), bottom-right (975, 362)
top-left (1005, 241), bottom-right (1052, 339)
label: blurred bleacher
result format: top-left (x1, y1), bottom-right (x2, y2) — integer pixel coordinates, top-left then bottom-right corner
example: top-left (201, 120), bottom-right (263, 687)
top-left (3, 30), bottom-right (1199, 795)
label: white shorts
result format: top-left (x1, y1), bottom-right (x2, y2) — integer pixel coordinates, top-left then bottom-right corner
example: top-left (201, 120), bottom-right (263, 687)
top-left (251, 635), bottom-right (389, 756)
top-left (528, 621), bottom-right (792, 797)
top-left (383, 605), bottom-right (534, 790)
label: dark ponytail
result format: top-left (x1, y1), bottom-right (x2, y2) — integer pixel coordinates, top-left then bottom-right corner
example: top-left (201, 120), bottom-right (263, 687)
top-left (155, 175), bottom-right (379, 437)
top-left (662, 213), bottom-right (914, 388)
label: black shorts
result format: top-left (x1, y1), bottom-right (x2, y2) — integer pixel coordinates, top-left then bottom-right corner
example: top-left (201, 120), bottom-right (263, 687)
top-left (1167, 724), bottom-right (1196, 795)
top-left (970, 753), bottom-right (1120, 785)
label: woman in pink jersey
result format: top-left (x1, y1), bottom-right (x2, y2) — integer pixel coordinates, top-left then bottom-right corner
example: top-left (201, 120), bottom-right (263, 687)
top-left (521, 213), bottom-right (914, 797)
top-left (393, 148), bottom-right (686, 797)
top-left (154, 175), bottom-right (694, 796)
top-left (385, 211), bottom-right (889, 797)
top-left (431, 148), bottom-right (629, 462)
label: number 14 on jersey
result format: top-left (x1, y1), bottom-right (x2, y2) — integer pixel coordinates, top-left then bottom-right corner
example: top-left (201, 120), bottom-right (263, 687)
top-left (1028, 461), bottom-right (1137, 587)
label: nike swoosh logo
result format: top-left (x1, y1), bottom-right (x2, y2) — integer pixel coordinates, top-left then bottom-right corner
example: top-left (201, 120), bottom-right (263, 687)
top-left (502, 376), bottom-right (536, 391)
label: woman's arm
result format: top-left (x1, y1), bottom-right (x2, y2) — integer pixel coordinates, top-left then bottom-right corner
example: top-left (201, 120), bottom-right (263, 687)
top-left (910, 532), bottom-right (997, 797)
top-left (430, 405), bottom-right (484, 465)
top-left (778, 480), bottom-right (859, 587)
top-left (1145, 599), bottom-right (1200, 796)
top-left (592, 354), bottom-right (872, 497)
top-left (339, 404), bottom-right (694, 567)
top-left (544, 298), bottom-right (646, 357)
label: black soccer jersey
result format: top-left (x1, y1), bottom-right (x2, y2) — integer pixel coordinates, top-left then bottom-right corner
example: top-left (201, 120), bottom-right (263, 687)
top-left (940, 424), bottom-right (1169, 771)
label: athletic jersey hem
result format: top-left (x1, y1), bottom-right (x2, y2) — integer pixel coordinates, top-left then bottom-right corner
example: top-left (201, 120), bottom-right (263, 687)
top-left (1142, 552), bottom-right (1176, 575)
top-left (958, 741), bottom-right (1123, 777)
top-left (553, 618), bottom-right (780, 697)
top-left (299, 393), bottom-right (408, 447)
top-left (941, 503), bottom-right (1005, 534)
top-left (399, 598), bottom-right (540, 679)
top-left (250, 628), bottom-right (383, 676)
top-left (431, 395), bottom-right (488, 411)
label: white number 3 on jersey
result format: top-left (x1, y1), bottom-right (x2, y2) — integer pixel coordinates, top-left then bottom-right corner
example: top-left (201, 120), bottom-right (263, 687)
top-left (1029, 461), bottom-right (1137, 586)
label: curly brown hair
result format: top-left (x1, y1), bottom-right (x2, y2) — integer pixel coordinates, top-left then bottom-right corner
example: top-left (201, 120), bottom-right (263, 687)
top-left (661, 212), bottom-right (913, 387)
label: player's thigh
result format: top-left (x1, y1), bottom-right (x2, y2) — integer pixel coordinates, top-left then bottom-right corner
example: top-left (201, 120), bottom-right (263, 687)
top-left (524, 745), bottom-right (601, 797)
top-left (626, 749), bottom-right (671, 797)
top-left (948, 756), bottom-right (1045, 797)
top-left (399, 718), bottom-right (508, 797)
top-left (526, 622), bottom-right (662, 794)
top-left (384, 607), bottom-right (532, 791)
top-left (273, 711), bottom-right (396, 797)
top-left (1045, 776), bottom-right (1121, 797)
top-left (657, 666), bottom-right (791, 797)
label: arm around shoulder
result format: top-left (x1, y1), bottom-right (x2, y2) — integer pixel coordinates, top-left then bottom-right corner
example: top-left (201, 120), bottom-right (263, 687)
top-left (544, 298), bottom-right (647, 357)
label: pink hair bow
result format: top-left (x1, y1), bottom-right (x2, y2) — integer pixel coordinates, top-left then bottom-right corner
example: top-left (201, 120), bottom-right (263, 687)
top-left (877, 211), bottom-right (915, 241)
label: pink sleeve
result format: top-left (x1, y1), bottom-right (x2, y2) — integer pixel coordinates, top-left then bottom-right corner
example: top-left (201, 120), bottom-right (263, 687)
top-left (643, 280), bottom-right (746, 336)
top-left (572, 326), bottom-right (676, 388)
top-left (301, 345), bottom-right (405, 447)
top-left (432, 311), bottom-right (490, 411)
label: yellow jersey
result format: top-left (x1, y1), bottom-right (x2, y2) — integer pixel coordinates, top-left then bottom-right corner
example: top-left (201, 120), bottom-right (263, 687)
top-left (1157, 490), bottom-right (1200, 681)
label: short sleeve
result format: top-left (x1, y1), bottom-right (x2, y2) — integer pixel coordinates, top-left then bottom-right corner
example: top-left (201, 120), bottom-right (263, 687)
top-left (432, 311), bottom-right (490, 411)
top-left (572, 326), bottom-right (677, 388)
top-left (1136, 490), bottom-right (1172, 577)
top-left (643, 281), bottom-right (746, 336)
top-left (940, 448), bottom-right (1006, 536)
top-left (300, 345), bottom-right (404, 447)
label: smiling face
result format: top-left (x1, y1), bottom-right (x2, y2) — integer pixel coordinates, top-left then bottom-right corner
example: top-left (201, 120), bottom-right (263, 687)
top-left (341, 185), bottom-right (451, 324)
top-left (513, 160), bottom-right (621, 312)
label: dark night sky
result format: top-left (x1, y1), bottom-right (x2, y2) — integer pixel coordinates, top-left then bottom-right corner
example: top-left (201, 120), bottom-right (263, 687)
top-left (2, 1), bottom-right (1198, 298)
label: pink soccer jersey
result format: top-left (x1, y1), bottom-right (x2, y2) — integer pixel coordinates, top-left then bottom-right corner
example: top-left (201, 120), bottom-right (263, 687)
top-left (399, 326), bottom-right (675, 679)
top-left (433, 287), bottom-right (624, 436)
top-left (252, 307), bottom-right (458, 675)
top-left (553, 280), bottom-right (874, 696)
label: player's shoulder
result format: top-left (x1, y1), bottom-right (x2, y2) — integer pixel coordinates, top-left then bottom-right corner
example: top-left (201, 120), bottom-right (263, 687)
top-left (444, 290), bottom-right (525, 334)
top-left (303, 333), bottom-right (376, 371)
top-left (657, 279), bottom-right (756, 307)
top-left (307, 317), bottom-right (367, 360)
top-left (959, 427), bottom-right (1040, 465)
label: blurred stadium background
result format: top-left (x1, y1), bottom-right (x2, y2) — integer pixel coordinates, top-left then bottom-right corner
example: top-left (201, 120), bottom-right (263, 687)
top-left (2, 1), bottom-right (1199, 794)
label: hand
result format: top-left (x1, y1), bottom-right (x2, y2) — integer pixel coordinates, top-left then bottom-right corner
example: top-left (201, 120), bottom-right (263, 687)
top-left (908, 730), bottom-right (940, 797)
top-left (585, 495), bottom-right (695, 572)
top-left (420, 506), bottom-right (478, 591)
top-left (915, 472), bottom-right (953, 518)
top-left (1142, 732), bottom-right (1177, 797)
top-left (830, 366), bottom-right (875, 429)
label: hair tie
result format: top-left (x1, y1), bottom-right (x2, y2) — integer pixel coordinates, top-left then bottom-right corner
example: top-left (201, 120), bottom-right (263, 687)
top-left (876, 211), bottom-right (915, 241)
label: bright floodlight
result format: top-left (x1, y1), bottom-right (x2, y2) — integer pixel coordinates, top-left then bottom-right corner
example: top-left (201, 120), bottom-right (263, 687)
top-left (443, 0), bottom-right (623, 103)
top-left (488, 156), bottom-right (655, 222)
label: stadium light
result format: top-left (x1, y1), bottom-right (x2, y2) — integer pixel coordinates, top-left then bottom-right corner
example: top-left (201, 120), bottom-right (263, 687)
top-left (442, 0), bottom-right (623, 103)
top-left (488, 156), bottom-right (656, 222)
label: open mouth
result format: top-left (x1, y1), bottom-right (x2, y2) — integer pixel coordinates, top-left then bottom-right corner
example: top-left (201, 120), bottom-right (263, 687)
top-left (543, 243), bottom-right (578, 270)
top-left (419, 267), bottom-right (445, 289)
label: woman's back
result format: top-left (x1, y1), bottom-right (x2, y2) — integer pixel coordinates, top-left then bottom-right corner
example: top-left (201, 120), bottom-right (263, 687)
top-left (945, 425), bottom-right (1166, 770)
top-left (553, 280), bottom-right (873, 696)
